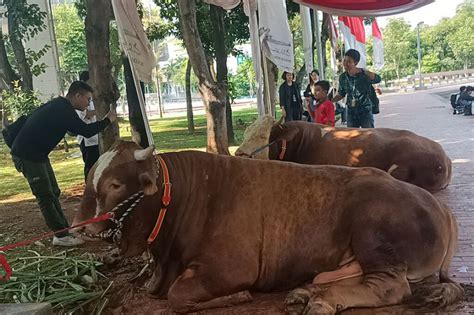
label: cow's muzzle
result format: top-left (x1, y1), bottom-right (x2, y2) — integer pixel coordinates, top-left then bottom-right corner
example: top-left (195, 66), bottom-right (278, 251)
top-left (78, 191), bottom-right (145, 244)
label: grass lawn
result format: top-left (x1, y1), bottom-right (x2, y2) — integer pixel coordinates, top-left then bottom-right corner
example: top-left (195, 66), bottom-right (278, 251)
top-left (0, 106), bottom-right (260, 201)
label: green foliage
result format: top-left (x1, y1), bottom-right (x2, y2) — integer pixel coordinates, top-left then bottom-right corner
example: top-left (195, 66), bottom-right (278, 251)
top-left (153, 0), bottom-right (249, 58)
top-left (381, 18), bottom-right (417, 81)
top-left (228, 57), bottom-right (256, 99)
top-left (2, 80), bottom-right (42, 118)
top-left (380, 0), bottom-right (473, 80)
top-left (419, 18), bottom-right (459, 72)
top-left (447, 0), bottom-right (474, 68)
top-left (3, 0), bottom-right (47, 42)
top-left (3, 0), bottom-right (50, 84)
top-left (163, 57), bottom-right (198, 89)
top-left (26, 46), bottom-right (51, 76)
top-left (52, 3), bottom-right (87, 87)
top-left (53, 3), bottom-right (124, 89)
top-left (289, 14), bottom-right (304, 73)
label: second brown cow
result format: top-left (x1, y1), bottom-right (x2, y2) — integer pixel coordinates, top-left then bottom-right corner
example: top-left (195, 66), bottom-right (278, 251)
top-left (236, 117), bottom-right (452, 193)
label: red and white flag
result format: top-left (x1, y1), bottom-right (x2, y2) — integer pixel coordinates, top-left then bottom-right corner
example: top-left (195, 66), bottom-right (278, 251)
top-left (338, 16), bottom-right (366, 68)
top-left (372, 19), bottom-right (384, 70)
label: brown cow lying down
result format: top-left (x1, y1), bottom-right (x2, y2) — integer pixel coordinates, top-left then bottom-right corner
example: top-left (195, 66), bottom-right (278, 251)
top-left (74, 141), bottom-right (462, 314)
top-left (235, 116), bottom-right (452, 193)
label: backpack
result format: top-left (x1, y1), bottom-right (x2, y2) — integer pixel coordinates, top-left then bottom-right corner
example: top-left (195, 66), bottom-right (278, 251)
top-left (450, 93), bottom-right (458, 107)
top-left (358, 73), bottom-right (380, 114)
top-left (2, 115), bottom-right (28, 148)
top-left (368, 84), bottom-right (380, 114)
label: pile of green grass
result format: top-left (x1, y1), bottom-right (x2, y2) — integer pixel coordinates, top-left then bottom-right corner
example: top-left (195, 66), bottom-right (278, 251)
top-left (0, 249), bottom-right (111, 314)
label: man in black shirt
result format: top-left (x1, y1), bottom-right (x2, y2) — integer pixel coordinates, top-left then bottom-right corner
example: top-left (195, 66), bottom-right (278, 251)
top-left (11, 81), bottom-right (117, 246)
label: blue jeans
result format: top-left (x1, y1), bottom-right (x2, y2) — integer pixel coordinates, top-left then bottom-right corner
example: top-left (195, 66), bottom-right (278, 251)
top-left (347, 111), bottom-right (374, 128)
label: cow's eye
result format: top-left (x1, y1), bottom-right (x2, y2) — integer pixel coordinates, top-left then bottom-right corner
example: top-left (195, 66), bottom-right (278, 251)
top-left (108, 182), bottom-right (122, 190)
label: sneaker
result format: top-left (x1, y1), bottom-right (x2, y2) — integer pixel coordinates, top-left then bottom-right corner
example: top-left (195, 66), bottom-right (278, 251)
top-left (52, 235), bottom-right (85, 247)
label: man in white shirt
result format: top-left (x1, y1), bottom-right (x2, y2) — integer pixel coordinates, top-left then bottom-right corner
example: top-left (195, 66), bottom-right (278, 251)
top-left (77, 71), bottom-right (100, 180)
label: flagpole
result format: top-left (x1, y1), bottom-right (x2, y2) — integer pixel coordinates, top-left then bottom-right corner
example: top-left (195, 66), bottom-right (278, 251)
top-left (262, 56), bottom-right (273, 117)
top-left (127, 53), bottom-right (154, 147)
top-left (244, 0), bottom-right (265, 117)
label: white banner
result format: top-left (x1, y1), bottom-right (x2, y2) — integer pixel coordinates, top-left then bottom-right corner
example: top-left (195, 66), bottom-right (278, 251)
top-left (258, 0), bottom-right (294, 73)
top-left (300, 5), bottom-right (313, 75)
top-left (111, 0), bottom-right (156, 83)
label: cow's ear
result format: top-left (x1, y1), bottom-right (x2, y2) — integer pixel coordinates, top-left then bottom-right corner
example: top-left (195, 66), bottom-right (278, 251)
top-left (276, 126), bottom-right (299, 142)
top-left (139, 172), bottom-right (158, 195)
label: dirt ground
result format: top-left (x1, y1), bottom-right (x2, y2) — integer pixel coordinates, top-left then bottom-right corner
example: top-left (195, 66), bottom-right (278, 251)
top-left (1, 186), bottom-right (473, 315)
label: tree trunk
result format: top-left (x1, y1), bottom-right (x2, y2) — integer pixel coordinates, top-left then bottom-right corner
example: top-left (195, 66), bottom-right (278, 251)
top-left (124, 56), bottom-right (148, 148)
top-left (0, 29), bottom-right (19, 88)
top-left (85, 0), bottom-right (120, 153)
top-left (155, 69), bottom-right (163, 118)
top-left (6, 5), bottom-right (33, 91)
top-left (177, 0), bottom-right (229, 155)
top-left (185, 59), bottom-right (194, 134)
top-left (210, 4), bottom-right (234, 145)
top-left (320, 14), bottom-right (330, 71)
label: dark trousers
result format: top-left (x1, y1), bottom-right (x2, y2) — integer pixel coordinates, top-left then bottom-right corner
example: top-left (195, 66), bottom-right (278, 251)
top-left (284, 105), bottom-right (302, 121)
top-left (347, 111), bottom-right (374, 128)
top-left (12, 156), bottom-right (69, 237)
top-left (80, 142), bottom-right (100, 180)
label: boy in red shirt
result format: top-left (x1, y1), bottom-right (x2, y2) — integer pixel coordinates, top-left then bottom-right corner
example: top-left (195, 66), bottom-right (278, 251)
top-left (312, 80), bottom-right (335, 126)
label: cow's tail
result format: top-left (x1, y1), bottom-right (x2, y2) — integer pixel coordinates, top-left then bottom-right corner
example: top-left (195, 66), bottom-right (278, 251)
top-left (407, 209), bottom-right (464, 309)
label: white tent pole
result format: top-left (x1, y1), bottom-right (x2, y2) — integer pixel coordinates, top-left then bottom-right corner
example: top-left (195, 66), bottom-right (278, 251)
top-left (313, 10), bottom-right (325, 80)
top-left (244, 0), bottom-right (265, 117)
top-left (128, 52), bottom-right (154, 147)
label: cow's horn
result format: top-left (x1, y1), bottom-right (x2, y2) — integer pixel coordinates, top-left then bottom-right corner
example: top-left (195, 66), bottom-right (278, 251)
top-left (134, 145), bottom-right (155, 161)
top-left (387, 164), bottom-right (398, 174)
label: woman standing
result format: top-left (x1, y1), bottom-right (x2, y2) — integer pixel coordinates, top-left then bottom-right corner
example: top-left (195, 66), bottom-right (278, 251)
top-left (279, 71), bottom-right (303, 121)
top-left (303, 70), bottom-right (319, 122)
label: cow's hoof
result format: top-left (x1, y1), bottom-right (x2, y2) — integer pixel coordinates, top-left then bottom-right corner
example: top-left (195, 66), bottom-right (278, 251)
top-left (286, 288), bottom-right (311, 315)
top-left (304, 298), bottom-right (336, 315)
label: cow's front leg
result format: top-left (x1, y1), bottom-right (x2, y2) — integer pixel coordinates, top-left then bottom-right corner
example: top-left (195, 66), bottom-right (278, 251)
top-left (286, 277), bottom-right (361, 314)
top-left (167, 264), bottom-right (257, 313)
top-left (286, 285), bottom-right (326, 315)
top-left (304, 270), bottom-right (411, 314)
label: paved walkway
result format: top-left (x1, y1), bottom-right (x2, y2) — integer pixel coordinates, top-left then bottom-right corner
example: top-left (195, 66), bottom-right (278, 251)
top-left (375, 83), bottom-right (474, 284)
